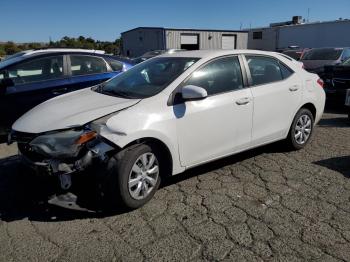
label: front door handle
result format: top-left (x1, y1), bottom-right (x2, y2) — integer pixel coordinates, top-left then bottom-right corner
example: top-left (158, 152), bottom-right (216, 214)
top-left (289, 85), bottom-right (300, 92)
top-left (52, 87), bottom-right (68, 95)
top-left (236, 97), bottom-right (251, 105)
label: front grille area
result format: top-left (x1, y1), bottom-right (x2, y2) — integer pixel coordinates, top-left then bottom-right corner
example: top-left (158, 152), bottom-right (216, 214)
top-left (18, 143), bottom-right (47, 162)
top-left (11, 131), bottom-right (45, 162)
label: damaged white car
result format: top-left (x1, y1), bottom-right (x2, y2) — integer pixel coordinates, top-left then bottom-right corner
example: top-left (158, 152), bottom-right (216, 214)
top-left (10, 50), bottom-right (325, 209)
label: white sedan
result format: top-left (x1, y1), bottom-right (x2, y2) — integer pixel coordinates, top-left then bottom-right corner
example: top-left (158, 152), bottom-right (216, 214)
top-left (11, 50), bottom-right (325, 209)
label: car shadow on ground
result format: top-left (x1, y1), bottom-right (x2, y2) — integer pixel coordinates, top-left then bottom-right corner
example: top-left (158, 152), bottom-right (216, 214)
top-left (314, 156), bottom-right (350, 178)
top-left (0, 141), bottom-right (288, 223)
top-left (319, 105), bottom-right (349, 128)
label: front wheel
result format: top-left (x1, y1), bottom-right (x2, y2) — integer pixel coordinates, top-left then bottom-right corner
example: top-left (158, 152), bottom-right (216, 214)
top-left (101, 144), bottom-right (161, 210)
top-left (286, 108), bottom-right (314, 150)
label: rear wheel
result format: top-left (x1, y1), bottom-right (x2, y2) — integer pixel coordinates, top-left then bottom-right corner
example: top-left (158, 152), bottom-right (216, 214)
top-left (287, 108), bottom-right (314, 150)
top-left (101, 144), bottom-right (161, 210)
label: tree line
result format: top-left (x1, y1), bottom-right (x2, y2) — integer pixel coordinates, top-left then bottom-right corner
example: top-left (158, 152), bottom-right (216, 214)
top-left (0, 36), bottom-right (122, 57)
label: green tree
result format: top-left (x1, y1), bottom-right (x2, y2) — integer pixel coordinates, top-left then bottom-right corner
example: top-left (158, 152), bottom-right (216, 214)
top-left (4, 42), bottom-right (21, 55)
top-left (0, 36), bottom-right (123, 56)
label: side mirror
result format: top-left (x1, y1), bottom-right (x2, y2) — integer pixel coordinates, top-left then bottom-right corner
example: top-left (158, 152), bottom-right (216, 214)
top-left (181, 85), bottom-right (208, 100)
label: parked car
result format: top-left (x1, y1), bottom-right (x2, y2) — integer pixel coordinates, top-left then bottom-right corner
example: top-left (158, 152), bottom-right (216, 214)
top-left (132, 49), bottom-right (186, 64)
top-left (346, 89), bottom-right (350, 121)
top-left (0, 49), bottom-right (133, 135)
top-left (323, 58), bottom-right (350, 104)
top-left (282, 48), bottom-right (310, 61)
top-left (10, 50), bottom-right (325, 210)
top-left (301, 47), bottom-right (350, 76)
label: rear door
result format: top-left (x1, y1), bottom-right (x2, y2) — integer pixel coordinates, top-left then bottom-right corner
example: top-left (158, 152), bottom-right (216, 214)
top-left (0, 55), bottom-right (69, 130)
top-left (243, 55), bottom-right (302, 146)
top-left (66, 55), bottom-right (117, 90)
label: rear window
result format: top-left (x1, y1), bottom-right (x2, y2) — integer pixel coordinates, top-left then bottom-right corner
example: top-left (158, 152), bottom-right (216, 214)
top-left (302, 48), bottom-right (343, 61)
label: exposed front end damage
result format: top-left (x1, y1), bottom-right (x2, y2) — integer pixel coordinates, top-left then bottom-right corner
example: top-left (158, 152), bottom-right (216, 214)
top-left (9, 129), bottom-right (117, 210)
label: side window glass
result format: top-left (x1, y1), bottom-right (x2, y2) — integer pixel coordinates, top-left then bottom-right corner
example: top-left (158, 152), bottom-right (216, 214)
top-left (70, 55), bottom-right (107, 76)
top-left (280, 63), bottom-right (293, 79)
top-left (246, 56), bottom-right (283, 86)
top-left (7, 56), bottom-right (63, 85)
top-left (185, 56), bottom-right (243, 96)
top-left (108, 59), bottom-right (123, 71)
top-left (342, 49), bottom-right (350, 61)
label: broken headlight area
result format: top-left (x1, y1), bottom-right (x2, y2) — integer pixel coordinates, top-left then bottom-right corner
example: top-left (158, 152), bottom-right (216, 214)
top-left (17, 128), bottom-right (115, 187)
top-left (28, 129), bottom-right (97, 159)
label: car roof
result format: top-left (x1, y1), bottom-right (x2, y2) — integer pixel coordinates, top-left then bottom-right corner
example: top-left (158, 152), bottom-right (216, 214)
top-left (21, 48), bottom-right (106, 56)
top-left (159, 49), bottom-right (283, 59)
top-left (308, 47), bottom-right (349, 51)
top-left (0, 50), bottom-right (132, 69)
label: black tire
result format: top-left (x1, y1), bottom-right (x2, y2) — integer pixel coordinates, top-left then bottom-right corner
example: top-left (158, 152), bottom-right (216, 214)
top-left (100, 143), bottom-right (162, 210)
top-left (286, 108), bottom-right (314, 150)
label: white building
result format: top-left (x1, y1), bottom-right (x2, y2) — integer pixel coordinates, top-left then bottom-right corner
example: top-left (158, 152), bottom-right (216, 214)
top-left (249, 18), bottom-right (350, 51)
top-left (121, 27), bottom-right (248, 57)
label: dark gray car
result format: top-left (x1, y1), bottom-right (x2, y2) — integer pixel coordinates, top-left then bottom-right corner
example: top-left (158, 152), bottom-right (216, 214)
top-left (301, 47), bottom-right (350, 76)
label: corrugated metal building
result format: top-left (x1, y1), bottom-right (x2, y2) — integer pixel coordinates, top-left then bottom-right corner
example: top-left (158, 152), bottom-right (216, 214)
top-left (121, 27), bottom-right (248, 57)
top-left (248, 19), bottom-right (350, 51)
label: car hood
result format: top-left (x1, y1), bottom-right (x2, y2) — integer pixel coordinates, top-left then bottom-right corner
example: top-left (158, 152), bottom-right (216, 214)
top-left (12, 88), bottom-right (140, 134)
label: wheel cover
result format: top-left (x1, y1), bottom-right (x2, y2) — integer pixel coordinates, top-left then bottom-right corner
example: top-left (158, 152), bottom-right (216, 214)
top-left (128, 152), bottom-right (159, 200)
top-left (294, 114), bottom-right (312, 145)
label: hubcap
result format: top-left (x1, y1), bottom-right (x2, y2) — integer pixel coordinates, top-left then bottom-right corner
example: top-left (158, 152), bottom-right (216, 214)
top-left (128, 153), bottom-right (159, 200)
top-left (294, 114), bottom-right (312, 145)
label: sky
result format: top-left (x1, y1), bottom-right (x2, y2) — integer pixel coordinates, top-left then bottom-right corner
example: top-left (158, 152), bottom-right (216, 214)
top-left (1, 0), bottom-right (349, 43)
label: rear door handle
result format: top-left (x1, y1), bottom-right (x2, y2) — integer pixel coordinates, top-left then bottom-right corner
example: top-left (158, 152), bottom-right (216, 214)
top-left (289, 85), bottom-right (300, 92)
top-left (52, 87), bottom-right (68, 95)
top-left (236, 97), bottom-right (251, 105)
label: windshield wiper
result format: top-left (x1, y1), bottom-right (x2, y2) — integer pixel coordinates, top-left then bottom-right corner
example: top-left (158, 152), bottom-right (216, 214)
top-left (93, 84), bottom-right (137, 99)
top-left (92, 83), bottom-right (104, 93)
top-left (109, 90), bottom-right (136, 99)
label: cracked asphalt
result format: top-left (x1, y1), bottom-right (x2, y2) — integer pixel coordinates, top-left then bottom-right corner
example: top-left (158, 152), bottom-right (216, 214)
top-left (0, 111), bottom-right (349, 262)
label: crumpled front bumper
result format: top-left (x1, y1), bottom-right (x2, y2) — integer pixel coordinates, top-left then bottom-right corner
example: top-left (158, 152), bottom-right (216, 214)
top-left (19, 140), bottom-right (115, 175)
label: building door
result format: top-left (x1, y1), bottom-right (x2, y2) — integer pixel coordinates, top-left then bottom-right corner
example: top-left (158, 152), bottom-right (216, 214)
top-left (222, 35), bottom-right (236, 49)
top-left (180, 34), bottom-right (199, 50)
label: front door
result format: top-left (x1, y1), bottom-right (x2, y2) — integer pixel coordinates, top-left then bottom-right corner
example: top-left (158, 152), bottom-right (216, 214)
top-left (0, 55), bottom-right (69, 132)
top-left (175, 56), bottom-right (253, 167)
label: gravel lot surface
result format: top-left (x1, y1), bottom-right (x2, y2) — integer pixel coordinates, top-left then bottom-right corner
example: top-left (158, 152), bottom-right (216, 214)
top-left (0, 112), bottom-right (349, 262)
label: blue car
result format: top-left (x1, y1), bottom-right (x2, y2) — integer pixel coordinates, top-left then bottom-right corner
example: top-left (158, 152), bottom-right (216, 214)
top-left (0, 49), bottom-right (133, 135)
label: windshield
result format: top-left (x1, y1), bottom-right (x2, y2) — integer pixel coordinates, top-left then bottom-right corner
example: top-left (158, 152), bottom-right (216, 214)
top-left (0, 54), bottom-right (27, 70)
top-left (302, 48), bottom-right (343, 61)
top-left (342, 58), bottom-right (350, 66)
top-left (3, 51), bottom-right (27, 61)
top-left (97, 57), bottom-right (199, 99)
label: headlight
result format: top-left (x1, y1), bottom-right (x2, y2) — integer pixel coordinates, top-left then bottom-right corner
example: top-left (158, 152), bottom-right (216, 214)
top-left (30, 129), bottom-right (97, 158)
